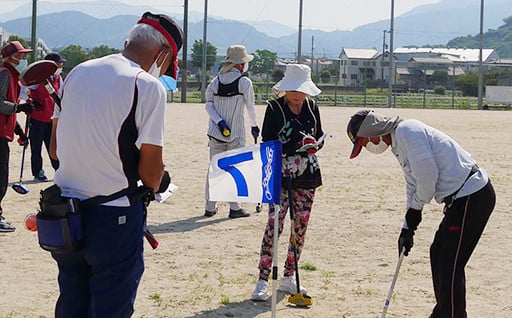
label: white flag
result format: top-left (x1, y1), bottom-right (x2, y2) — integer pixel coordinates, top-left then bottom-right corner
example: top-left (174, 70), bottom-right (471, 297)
top-left (208, 141), bottom-right (282, 204)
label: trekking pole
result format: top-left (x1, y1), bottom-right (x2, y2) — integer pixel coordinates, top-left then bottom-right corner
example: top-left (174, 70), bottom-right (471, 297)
top-left (285, 176), bottom-right (312, 307)
top-left (12, 115), bottom-right (30, 194)
top-left (270, 202), bottom-right (279, 318)
top-left (381, 248), bottom-right (405, 318)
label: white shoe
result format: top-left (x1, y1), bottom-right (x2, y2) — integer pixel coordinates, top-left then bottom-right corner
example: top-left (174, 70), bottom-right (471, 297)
top-left (251, 280), bottom-right (269, 301)
top-left (277, 275), bottom-right (307, 294)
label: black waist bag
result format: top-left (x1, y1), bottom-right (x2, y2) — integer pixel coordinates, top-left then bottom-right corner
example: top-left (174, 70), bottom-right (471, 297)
top-left (36, 184), bottom-right (83, 253)
top-left (36, 184), bottom-right (150, 253)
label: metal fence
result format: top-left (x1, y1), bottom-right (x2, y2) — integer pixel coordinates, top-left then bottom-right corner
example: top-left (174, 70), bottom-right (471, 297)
top-left (255, 93), bottom-right (496, 110)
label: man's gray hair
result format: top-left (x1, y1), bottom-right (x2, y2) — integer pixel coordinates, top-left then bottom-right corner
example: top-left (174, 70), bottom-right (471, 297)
top-left (126, 23), bottom-right (169, 49)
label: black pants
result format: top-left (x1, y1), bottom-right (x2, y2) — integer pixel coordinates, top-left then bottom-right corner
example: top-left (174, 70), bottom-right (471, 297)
top-left (0, 138), bottom-right (9, 213)
top-left (29, 118), bottom-right (59, 176)
top-left (430, 181), bottom-right (496, 318)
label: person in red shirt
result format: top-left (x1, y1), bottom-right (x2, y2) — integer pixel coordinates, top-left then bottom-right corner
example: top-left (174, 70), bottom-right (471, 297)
top-left (26, 52), bottom-right (64, 182)
top-left (0, 41), bottom-right (35, 232)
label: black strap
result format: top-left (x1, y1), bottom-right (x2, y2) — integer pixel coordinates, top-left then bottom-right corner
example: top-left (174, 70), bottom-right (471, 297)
top-left (215, 75), bottom-right (244, 97)
top-left (80, 187), bottom-right (138, 207)
top-left (443, 165), bottom-right (480, 205)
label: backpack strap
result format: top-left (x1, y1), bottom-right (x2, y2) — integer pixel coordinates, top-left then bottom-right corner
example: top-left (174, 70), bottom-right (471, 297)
top-left (267, 99), bottom-right (287, 134)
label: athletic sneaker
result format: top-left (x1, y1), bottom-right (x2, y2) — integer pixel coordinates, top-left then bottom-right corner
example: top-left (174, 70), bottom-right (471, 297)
top-left (251, 280), bottom-right (269, 301)
top-left (34, 169), bottom-right (48, 182)
top-left (277, 275), bottom-right (307, 294)
top-left (0, 215), bottom-right (16, 232)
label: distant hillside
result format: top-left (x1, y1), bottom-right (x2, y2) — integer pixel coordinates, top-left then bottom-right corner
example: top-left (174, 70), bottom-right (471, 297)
top-left (1, 0), bottom-right (512, 58)
top-left (447, 16), bottom-right (512, 57)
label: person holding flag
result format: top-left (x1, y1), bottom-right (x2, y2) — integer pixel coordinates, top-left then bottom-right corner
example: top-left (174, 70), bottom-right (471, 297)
top-left (252, 64), bottom-right (324, 301)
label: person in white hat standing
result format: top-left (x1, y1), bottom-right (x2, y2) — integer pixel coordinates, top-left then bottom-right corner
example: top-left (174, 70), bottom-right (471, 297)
top-left (252, 64), bottom-right (324, 301)
top-left (204, 44), bottom-right (259, 218)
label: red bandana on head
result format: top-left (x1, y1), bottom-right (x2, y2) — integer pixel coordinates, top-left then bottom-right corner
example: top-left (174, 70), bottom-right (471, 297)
top-left (137, 17), bottom-right (179, 79)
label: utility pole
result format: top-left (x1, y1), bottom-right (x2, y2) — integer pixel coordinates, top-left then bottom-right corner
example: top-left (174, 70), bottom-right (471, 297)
top-left (30, 0), bottom-right (37, 61)
top-left (387, 0), bottom-right (395, 108)
top-left (382, 30), bottom-right (387, 88)
top-left (201, 0), bottom-right (208, 103)
top-left (297, 0), bottom-right (303, 63)
top-left (388, 0), bottom-right (395, 108)
top-left (477, 0), bottom-right (484, 110)
top-left (311, 35), bottom-right (314, 80)
top-left (180, 0), bottom-right (188, 103)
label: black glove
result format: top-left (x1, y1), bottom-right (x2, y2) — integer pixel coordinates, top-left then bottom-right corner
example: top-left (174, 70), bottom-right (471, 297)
top-left (405, 208), bottom-right (422, 231)
top-left (14, 122), bottom-right (28, 146)
top-left (217, 120), bottom-right (231, 137)
top-left (30, 100), bottom-right (42, 109)
top-left (398, 228), bottom-right (414, 256)
top-left (251, 126), bottom-right (260, 139)
top-left (157, 170), bottom-right (171, 193)
top-left (15, 103), bottom-right (34, 114)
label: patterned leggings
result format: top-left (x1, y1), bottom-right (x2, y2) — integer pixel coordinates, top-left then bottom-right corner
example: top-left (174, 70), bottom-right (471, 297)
top-left (257, 187), bottom-right (315, 281)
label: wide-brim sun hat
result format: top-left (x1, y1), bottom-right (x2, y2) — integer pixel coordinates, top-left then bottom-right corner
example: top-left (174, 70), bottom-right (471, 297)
top-left (347, 109), bottom-right (401, 159)
top-left (223, 45), bottom-right (254, 64)
top-left (272, 64), bottom-right (321, 97)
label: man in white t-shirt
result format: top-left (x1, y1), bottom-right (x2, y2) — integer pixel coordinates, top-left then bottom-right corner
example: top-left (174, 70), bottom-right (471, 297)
top-left (49, 12), bottom-right (182, 317)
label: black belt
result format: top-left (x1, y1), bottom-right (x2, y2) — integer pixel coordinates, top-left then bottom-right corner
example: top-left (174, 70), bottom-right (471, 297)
top-left (443, 164), bottom-right (479, 205)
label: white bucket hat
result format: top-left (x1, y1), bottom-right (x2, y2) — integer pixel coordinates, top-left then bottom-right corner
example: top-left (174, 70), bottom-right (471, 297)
top-left (223, 45), bottom-right (254, 64)
top-left (272, 64), bottom-right (321, 96)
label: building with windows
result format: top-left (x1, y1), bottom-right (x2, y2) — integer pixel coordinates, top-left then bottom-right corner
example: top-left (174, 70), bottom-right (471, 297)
top-left (338, 48), bottom-right (380, 87)
top-left (338, 47), bottom-right (502, 90)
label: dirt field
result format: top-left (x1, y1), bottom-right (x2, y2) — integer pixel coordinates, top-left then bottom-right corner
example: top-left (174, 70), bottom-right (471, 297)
top-left (1, 104), bottom-right (511, 318)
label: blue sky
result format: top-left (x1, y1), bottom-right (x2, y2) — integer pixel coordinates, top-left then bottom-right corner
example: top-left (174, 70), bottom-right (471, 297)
top-left (1, 0), bottom-right (441, 31)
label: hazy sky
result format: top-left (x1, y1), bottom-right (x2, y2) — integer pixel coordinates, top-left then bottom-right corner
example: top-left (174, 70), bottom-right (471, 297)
top-left (2, 0), bottom-right (442, 31)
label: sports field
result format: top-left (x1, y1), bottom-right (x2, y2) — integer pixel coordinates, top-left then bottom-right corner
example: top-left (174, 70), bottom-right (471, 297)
top-left (1, 104), bottom-right (510, 317)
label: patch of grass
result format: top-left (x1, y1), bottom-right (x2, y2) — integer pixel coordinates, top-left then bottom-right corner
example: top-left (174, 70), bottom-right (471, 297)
top-left (300, 262), bottom-right (317, 271)
top-left (149, 292), bottom-right (163, 306)
top-left (220, 294), bottom-right (230, 305)
top-left (321, 270), bottom-right (335, 284)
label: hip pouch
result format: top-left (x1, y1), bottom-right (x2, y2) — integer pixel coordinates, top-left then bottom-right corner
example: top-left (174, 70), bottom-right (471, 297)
top-left (36, 184), bottom-right (83, 253)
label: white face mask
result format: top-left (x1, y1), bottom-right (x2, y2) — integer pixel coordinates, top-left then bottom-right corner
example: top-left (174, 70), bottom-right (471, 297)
top-left (147, 51), bottom-right (168, 78)
top-left (55, 68), bottom-right (63, 76)
top-left (242, 62), bottom-right (249, 73)
top-left (365, 137), bottom-right (389, 154)
top-left (13, 58), bottom-right (28, 73)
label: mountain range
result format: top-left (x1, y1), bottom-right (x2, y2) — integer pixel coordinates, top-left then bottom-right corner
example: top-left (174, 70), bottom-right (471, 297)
top-left (1, 0), bottom-right (512, 58)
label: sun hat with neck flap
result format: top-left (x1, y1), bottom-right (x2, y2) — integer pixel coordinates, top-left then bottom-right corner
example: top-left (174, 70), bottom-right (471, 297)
top-left (137, 11), bottom-right (184, 79)
top-left (347, 109), bottom-right (402, 159)
top-left (222, 45), bottom-right (254, 65)
top-left (272, 64), bottom-right (321, 97)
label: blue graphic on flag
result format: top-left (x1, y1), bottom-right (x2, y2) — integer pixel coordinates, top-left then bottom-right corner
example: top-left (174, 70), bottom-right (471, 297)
top-left (208, 141), bottom-right (282, 204)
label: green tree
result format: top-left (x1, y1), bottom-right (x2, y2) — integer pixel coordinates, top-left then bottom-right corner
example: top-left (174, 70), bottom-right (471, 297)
top-left (271, 68), bottom-right (284, 83)
top-left (432, 70), bottom-right (448, 86)
top-left (190, 39), bottom-right (217, 71)
top-left (60, 45), bottom-right (89, 73)
top-left (455, 71), bottom-right (478, 96)
top-left (320, 69), bottom-right (331, 83)
top-left (89, 45), bottom-right (120, 59)
top-left (251, 49), bottom-right (277, 76)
